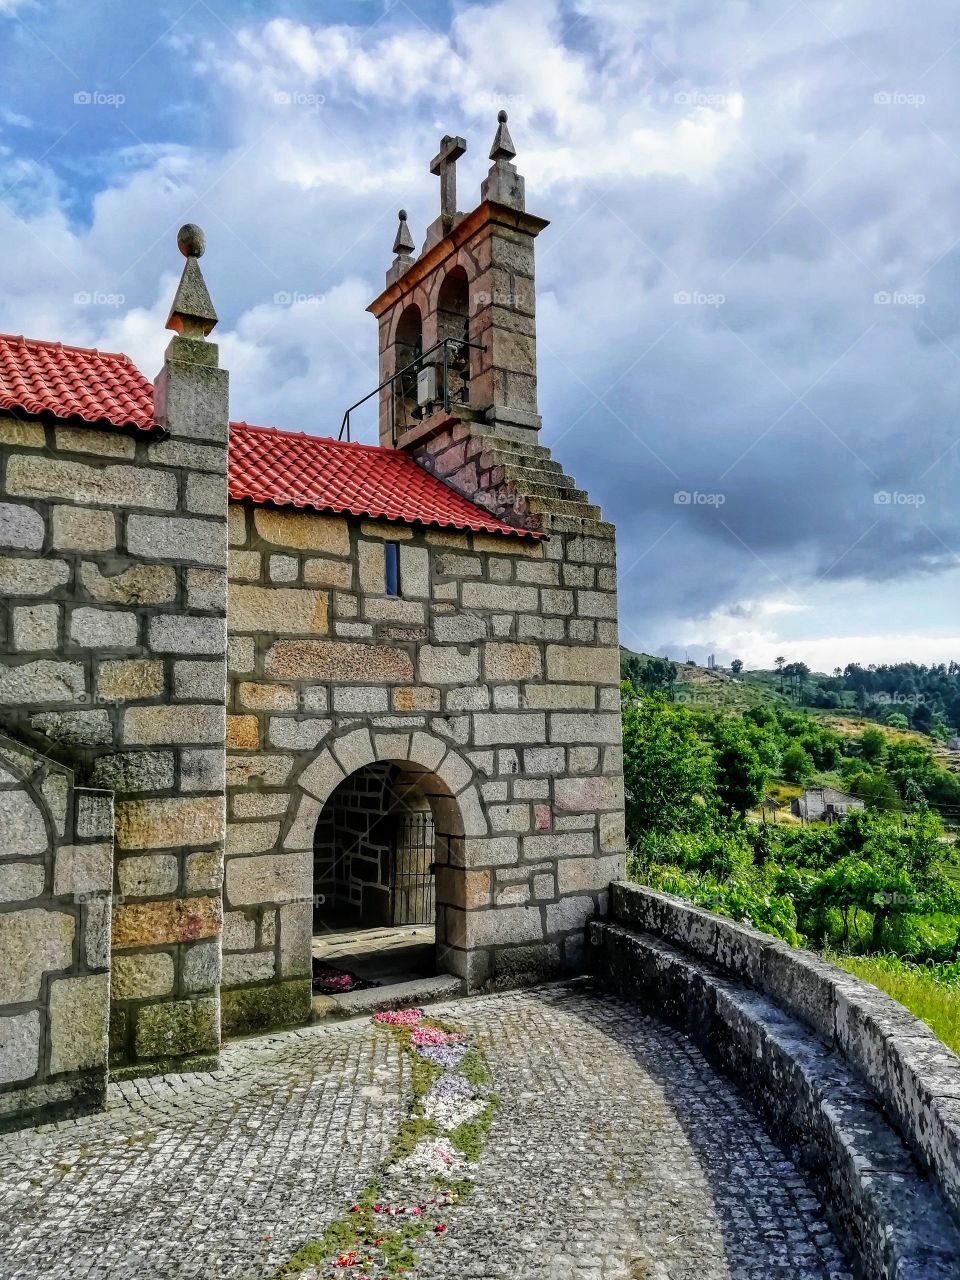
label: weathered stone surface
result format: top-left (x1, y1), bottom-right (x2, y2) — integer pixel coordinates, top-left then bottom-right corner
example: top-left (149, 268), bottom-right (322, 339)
top-left (96, 659), bottom-right (164, 701)
top-left (237, 681), bottom-right (297, 711)
top-left (123, 704), bottom-right (225, 746)
top-left (0, 787), bottom-right (48, 854)
top-left (112, 896), bottom-right (221, 947)
top-left (223, 910), bottom-right (256, 951)
top-left (473, 712), bottom-right (545, 746)
top-left (0, 420), bottom-right (44, 447)
top-left (265, 640), bottom-right (413, 682)
top-left (550, 712), bottom-right (622, 744)
top-left (0, 659), bottom-right (84, 705)
top-left (51, 506), bottom-right (116, 552)
top-left (546, 644), bottom-right (620, 684)
top-left (418, 644), bottom-right (480, 684)
top-left (12, 603), bottom-right (60, 651)
top-left (133, 997), bottom-right (219, 1060)
top-left (225, 754), bottom-right (292, 788)
top-left (53, 843), bottom-right (112, 896)
top-left (268, 717), bottom-right (331, 751)
top-left (254, 509), bottom-right (349, 555)
top-left (485, 642), bottom-right (542, 681)
top-left (53, 427), bottom-right (135, 459)
top-left (0, 503), bottom-right (44, 550)
top-left (226, 715), bottom-right (260, 749)
top-left (0, 556), bottom-right (69, 596)
top-left (92, 751), bottom-right (174, 792)
top-left (225, 850), bottom-right (310, 908)
top-left (149, 615), bottom-right (226, 655)
top-left (7, 455), bottom-right (177, 509)
top-left (48, 973), bottom-right (110, 1074)
top-left (0, 909), bottom-right (75, 1003)
top-left (221, 950), bottom-right (276, 985)
top-left (116, 796), bottom-right (224, 850)
top-left (31, 709), bottom-right (112, 745)
top-left (220, 978), bottom-right (311, 1034)
top-left (180, 748), bottom-right (226, 793)
top-left (69, 606), bottom-right (138, 649)
top-left (173, 660), bottom-right (226, 702)
top-left (232, 791), bottom-right (290, 819)
top-left (393, 685), bottom-right (441, 712)
top-left (0, 861), bottom-right (45, 902)
top-left (182, 940), bottom-right (222, 992)
top-left (0, 1009), bottom-right (40, 1084)
top-left (228, 584), bottom-right (328, 636)
top-left (554, 775), bottom-right (623, 812)
top-left (184, 848), bottom-right (223, 893)
top-left (186, 568), bottom-right (227, 611)
top-left (80, 561), bottom-right (176, 606)
top-left (112, 952), bottom-right (175, 1000)
top-left (227, 821), bottom-right (280, 855)
top-left (127, 514), bottom-right (226, 567)
top-left (228, 549), bottom-right (262, 581)
top-left (117, 853), bottom-right (179, 898)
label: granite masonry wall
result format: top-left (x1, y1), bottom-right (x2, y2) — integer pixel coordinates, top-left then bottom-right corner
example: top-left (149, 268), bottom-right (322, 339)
top-left (0, 331), bottom-right (228, 1081)
top-left (0, 733), bottom-right (113, 1128)
top-left (223, 498), bottom-right (626, 1033)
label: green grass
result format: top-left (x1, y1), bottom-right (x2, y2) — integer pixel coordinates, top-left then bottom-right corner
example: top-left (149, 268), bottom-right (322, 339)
top-left (832, 953), bottom-right (960, 1055)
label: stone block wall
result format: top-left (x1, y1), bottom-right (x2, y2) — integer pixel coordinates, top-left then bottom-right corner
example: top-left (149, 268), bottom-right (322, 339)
top-left (0, 373), bottom-right (228, 1075)
top-left (223, 493), bottom-right (625, 1032)
top-left (0, 733), bottom-right (112, 1128)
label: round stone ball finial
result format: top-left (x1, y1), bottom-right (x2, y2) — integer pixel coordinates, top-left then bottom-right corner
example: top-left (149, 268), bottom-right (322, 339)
top-left (177, 223), bottom-right (206, 258)
top-left (498, 109), bottom-right (508, 123)
top-left (398, 209), bottom-right (408, 222)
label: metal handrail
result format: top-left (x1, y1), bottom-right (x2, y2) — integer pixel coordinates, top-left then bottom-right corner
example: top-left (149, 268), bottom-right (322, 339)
top-left (339, 336), bottom-right (485, 444)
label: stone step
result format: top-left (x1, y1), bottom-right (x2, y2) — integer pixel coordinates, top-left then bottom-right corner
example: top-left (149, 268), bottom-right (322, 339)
top-left (313, 973), bottom-right (466, 1021)
top-left (526, 495), bottom-right (603, 520)
top-left (497, 463), bottom-right (578, 490)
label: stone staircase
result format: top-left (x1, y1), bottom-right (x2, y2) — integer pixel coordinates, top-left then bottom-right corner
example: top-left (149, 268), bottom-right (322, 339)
top-left (469, 430), bottom-right (606, 526)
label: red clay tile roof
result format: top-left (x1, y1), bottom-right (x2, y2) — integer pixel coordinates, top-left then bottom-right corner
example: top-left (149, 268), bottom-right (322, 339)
top-left (0, 333), bottom-right (154, 430)
top-left (0, 332), bottom-right (537, 539)
top-left (229, 422), bottom-right (537, 538)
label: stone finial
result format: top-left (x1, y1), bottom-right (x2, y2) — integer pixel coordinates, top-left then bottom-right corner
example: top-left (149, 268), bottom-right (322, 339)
top-left (387, 209), bottom-right (417, 285)
top-left (481, 111), bottom-right (525, 211)
top-left (392, 209), bottom-right (415, 256)
top-left (166, 224), bottom-right (218, 338)
top-left (489, 109), bottom-right (516, 162)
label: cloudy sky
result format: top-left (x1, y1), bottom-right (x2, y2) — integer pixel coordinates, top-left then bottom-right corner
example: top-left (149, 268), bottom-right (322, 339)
top-left (1, 0), bottom-right (958, 671)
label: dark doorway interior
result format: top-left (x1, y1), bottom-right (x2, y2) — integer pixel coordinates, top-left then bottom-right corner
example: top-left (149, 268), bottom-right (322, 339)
top-left (312, 762), bottom-right (437, 987)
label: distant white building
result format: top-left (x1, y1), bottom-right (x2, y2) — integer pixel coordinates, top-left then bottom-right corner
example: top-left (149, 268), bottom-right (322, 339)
top-left (791, 787), bottom-right (865, 822)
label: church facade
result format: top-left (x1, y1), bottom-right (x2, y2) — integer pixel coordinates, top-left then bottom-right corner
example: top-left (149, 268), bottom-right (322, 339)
top-left (0, 118), bottom-right (625, 1127)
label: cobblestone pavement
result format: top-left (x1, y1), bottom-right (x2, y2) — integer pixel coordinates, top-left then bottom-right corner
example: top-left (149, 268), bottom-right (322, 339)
top-left (0, 984), bottom-right (852, 1280)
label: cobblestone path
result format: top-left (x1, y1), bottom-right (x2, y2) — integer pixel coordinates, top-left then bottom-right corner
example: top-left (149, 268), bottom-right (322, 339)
top-left (0, 985), bottom-right (852, 1280)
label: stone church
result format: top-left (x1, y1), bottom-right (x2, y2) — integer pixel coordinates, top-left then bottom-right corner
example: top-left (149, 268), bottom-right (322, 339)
top-left (0, 116), bottom-right (625, 1127)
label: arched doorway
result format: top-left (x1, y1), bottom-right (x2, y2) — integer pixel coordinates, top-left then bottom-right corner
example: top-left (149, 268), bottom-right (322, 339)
top-left (294, 729), bottom-right (484, 995)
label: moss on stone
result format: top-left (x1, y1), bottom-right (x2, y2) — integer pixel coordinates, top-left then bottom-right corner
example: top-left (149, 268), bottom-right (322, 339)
top-left (220, 979), bottom-right (311, 1038)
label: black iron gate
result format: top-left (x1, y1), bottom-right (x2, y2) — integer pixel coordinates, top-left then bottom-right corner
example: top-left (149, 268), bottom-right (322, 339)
top-left (391, 811), bottom-right (435, 926)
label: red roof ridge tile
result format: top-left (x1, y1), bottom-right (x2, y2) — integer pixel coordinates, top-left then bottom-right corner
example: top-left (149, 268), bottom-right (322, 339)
top-left (230, 420), bottom-right (411, 456)
top-left (0, 331), bottom-right (138, 365)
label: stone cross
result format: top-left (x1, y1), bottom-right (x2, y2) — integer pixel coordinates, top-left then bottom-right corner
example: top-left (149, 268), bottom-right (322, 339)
top-left (430, 134), bottom-right (466, 234)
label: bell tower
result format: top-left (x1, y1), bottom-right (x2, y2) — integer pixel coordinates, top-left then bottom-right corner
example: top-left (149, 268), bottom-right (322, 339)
top-left (368, 113), bottom-right (549, 451)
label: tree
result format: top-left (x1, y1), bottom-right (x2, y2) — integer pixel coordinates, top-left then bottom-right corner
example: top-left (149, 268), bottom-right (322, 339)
top-left (775, 655), bottom-right (786, 693)
top-left (708, 721), bottom-right (768, 816)
top-left (782, 743), bottom-right (815, 783)
top-left (621, 691), bottom-right (715, 852)
top-left (730, 658), bottom-right (744, 675)
top-left (859, 728), bottom-right (887, 763)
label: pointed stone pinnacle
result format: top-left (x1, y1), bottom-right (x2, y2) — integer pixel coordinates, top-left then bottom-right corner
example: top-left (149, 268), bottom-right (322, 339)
top-left (167, 226), bottom-right (217, 337)
top-left (392, 209), bottom-right (415, 256)
top-left (489, 110), bottom-right (516, 162)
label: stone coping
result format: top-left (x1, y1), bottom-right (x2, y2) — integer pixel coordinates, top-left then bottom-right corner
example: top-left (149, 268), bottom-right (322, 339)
top-left (607, 881), bottom-right (960, 1227)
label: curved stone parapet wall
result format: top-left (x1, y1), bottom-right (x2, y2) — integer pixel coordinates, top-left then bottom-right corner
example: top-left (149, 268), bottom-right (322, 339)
top-left (591, 882), bottom-right (960, 1279)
